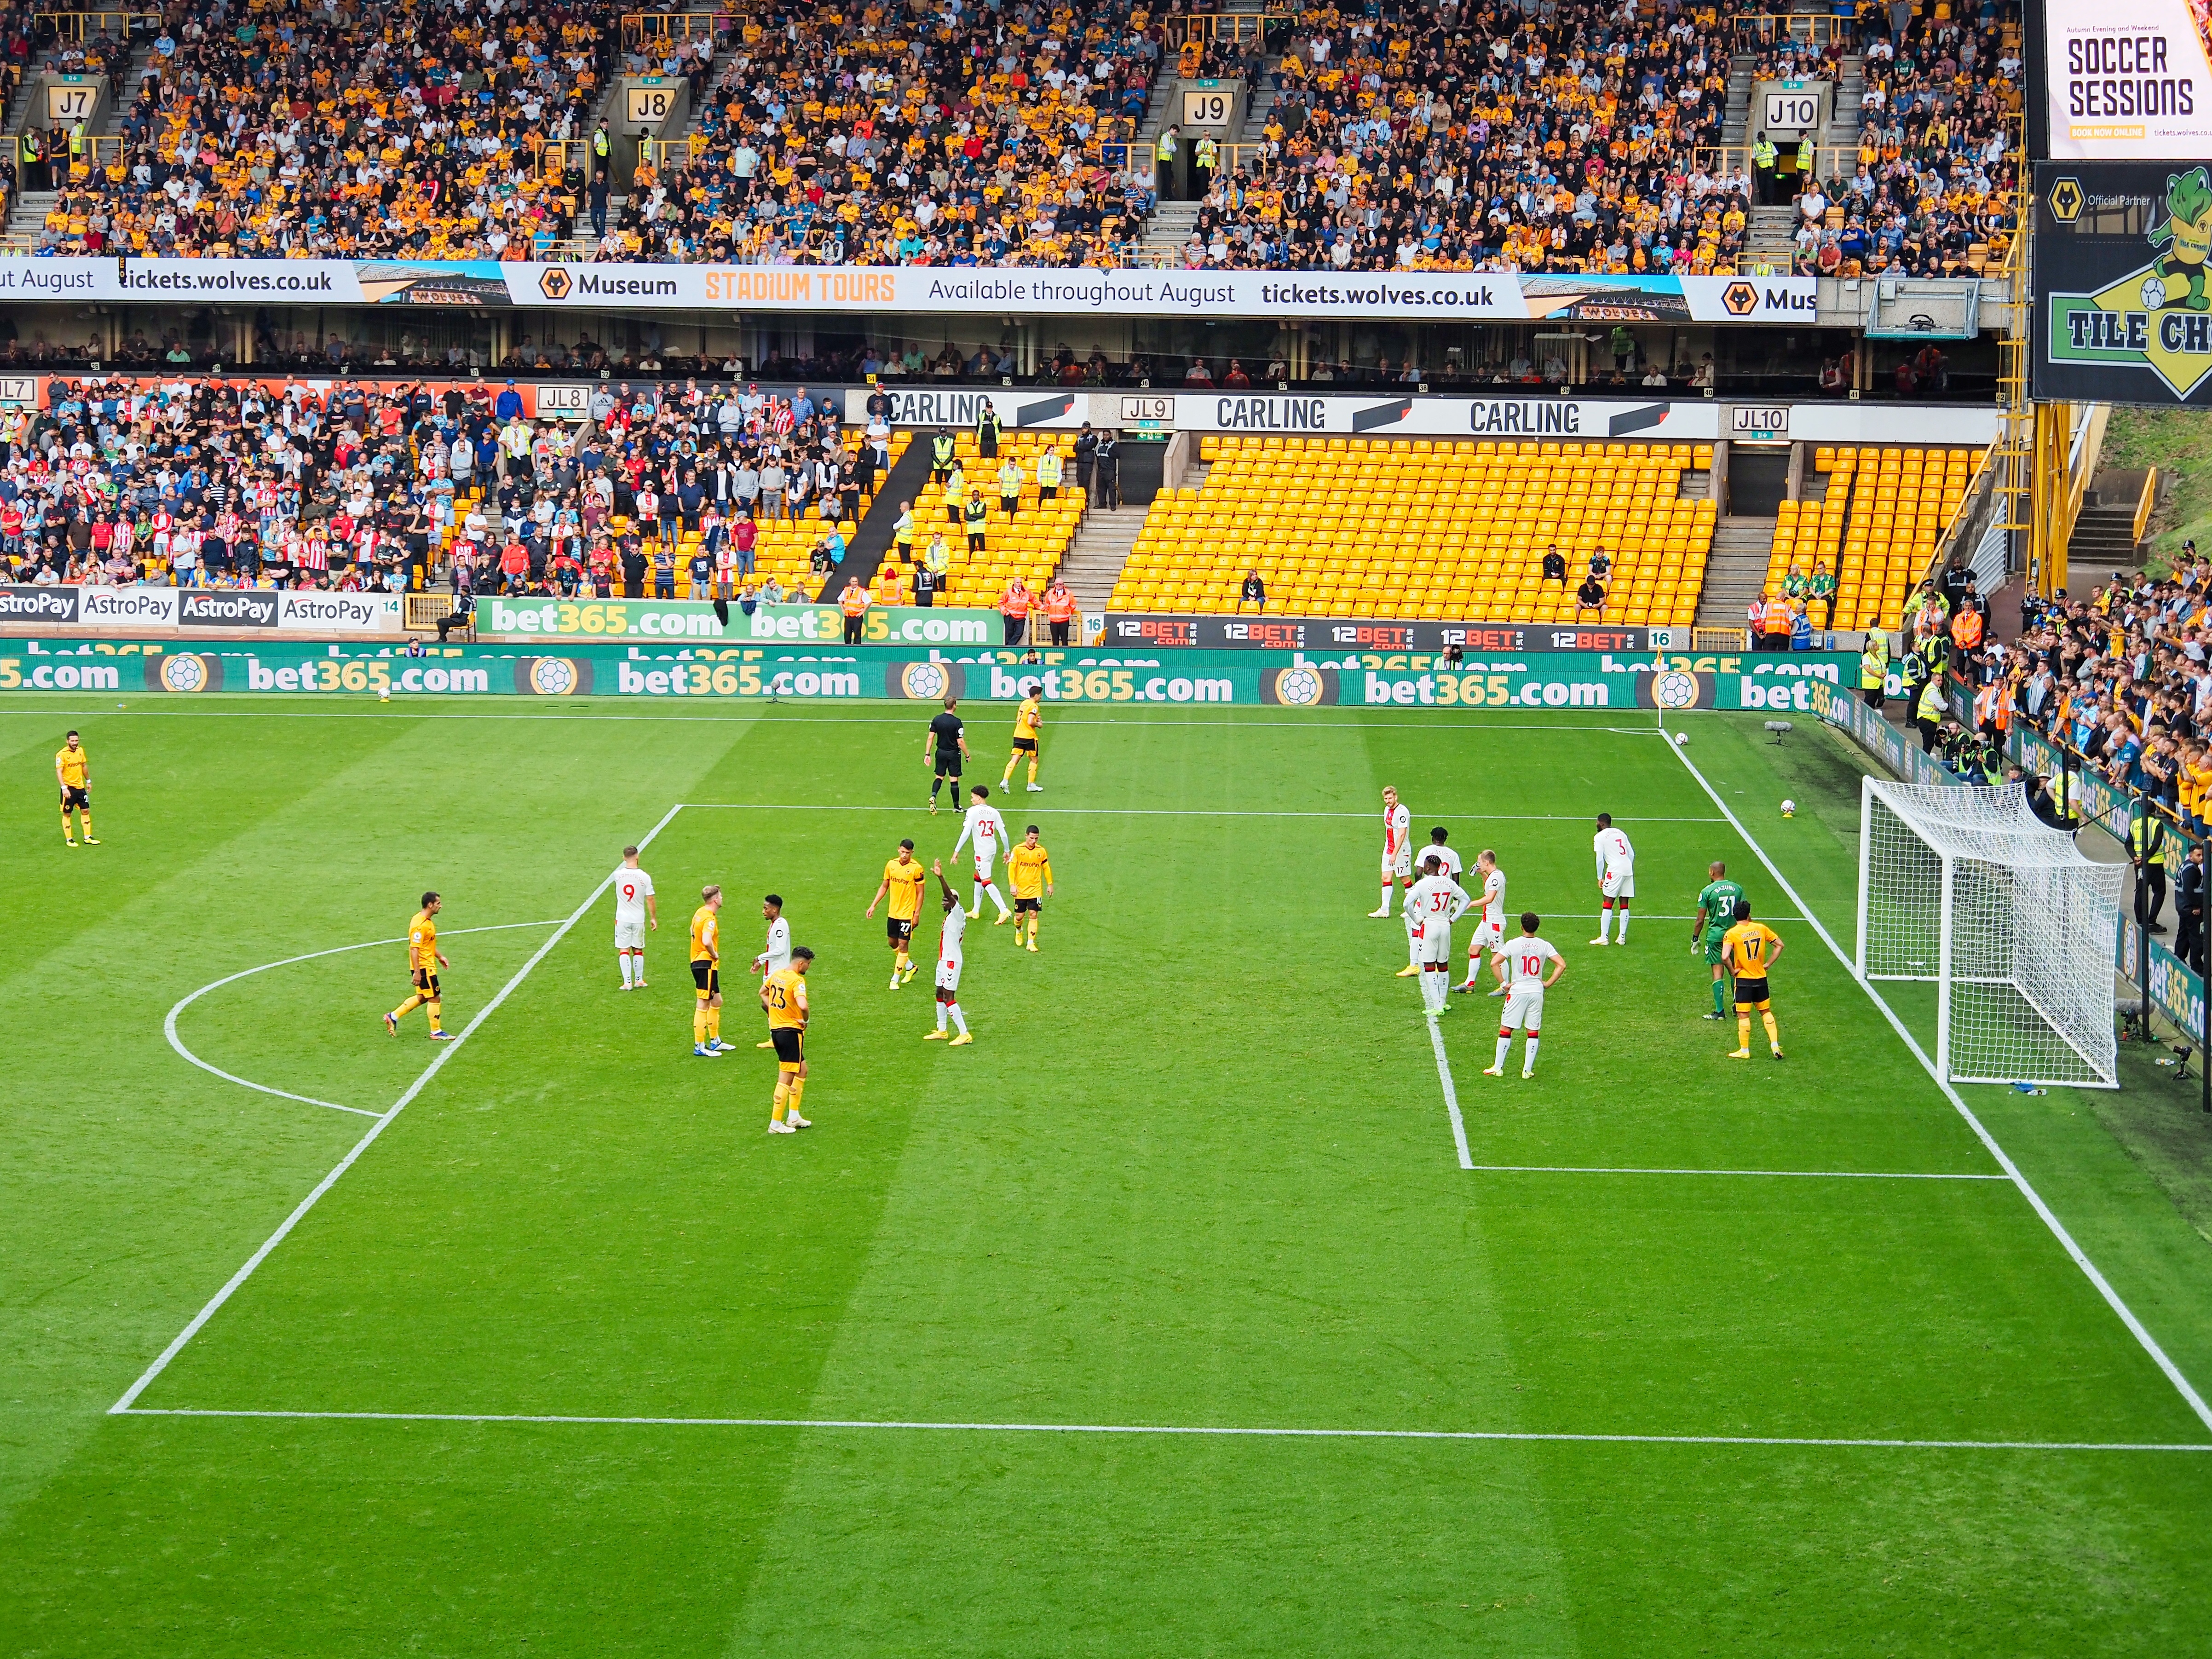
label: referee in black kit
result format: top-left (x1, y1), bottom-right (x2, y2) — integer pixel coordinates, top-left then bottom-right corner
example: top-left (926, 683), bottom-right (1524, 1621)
top-left (926, 695), bottom-right (969, 816)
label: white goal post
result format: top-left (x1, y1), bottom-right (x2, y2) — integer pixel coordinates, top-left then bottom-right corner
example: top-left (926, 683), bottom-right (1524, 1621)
top-left (1855, 778), bottom-right (2123, 1089)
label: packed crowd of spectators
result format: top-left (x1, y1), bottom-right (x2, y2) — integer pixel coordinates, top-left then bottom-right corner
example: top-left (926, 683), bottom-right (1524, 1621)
top-left (28, 0), bottom-right (609, 257)
top-left (1, 0), bottom-right (2022, 278)
top-left (1880, 553), bottom-right (2212, 962)
top-left (1783, 3), bottom-right (2022, 277)
top-left (1169, 0), bottom-right (1745, 275)
top-left (607, 0), bottom-right (1164, 265)
top-left (0, 373), bottom-right (879, 606)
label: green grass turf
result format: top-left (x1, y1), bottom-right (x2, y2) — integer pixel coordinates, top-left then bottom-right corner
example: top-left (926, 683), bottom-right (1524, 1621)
top-left (4, 696), bottom-right (2212, 1655)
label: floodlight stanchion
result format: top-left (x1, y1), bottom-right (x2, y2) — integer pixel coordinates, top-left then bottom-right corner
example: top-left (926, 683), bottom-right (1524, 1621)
top-left (1936, 855), bottom-right (1955, 1082)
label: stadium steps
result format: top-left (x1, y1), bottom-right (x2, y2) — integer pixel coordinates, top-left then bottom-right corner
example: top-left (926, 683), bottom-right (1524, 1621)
top-left (1142, 200), bottom-right (1202, 259)
top-left (1745, 206), bottom-right (1798, 265)
top-left (2067, 474), bottom-right (2151, 574)
top-left (1824, 57), bottom-right (1864, 156)
top-left (815, 439), bottom-right (935, 601)
top-left (1055, 504), bottom-right (1149, 613)
top-left (1721, 54), bottom-right (1756, 145)
top-left (6, 189), bottom-right (54, 241)
top-left (1694, 516), bottom-right (1782, 628)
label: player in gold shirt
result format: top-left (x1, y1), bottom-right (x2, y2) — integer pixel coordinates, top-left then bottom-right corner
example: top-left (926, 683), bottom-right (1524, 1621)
top-left (1001, 683), bottom-right (1045, 792)
top-left (385, 892), bottom-right (453, 1040)
top-left (865, 837), bottom-right (929, 988)
top-left (690, 884), bottom-right (736, 1057)
top-left (55, 730), bottom-right (97, 845)
top-left (1005, 825), bottom-right (1054, 952)
top-left (1720, 899), bottom-right (1786, 1060)
top-left (762, 945), bottom-right (815, 1134)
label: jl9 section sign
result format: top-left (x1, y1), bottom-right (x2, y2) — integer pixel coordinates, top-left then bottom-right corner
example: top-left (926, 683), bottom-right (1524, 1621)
top-left (2045, 0), bottom-right (2212, 156)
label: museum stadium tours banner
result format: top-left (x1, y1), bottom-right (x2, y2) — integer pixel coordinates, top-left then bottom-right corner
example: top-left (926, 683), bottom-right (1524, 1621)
top-left (0, 259), bottom-right (1818, 322)
top-left (2033, 161), bottom-right (2212, 406)
top-left (1, 636), bottom-right (1854, 710)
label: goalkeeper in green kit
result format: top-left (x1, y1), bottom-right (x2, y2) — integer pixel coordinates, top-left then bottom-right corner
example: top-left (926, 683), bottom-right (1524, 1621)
top-left (1691, 861), bottom-right (1748, 1020)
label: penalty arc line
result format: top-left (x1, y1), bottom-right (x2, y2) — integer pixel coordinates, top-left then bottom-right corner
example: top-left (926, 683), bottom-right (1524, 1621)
top-left (107, 1407), bottom-right (2212, 1454)
top-left (110, 802), bottom-right (688, 1417)
top-left (1664, 724), bottom-right (2212, 1440)
top-left (164, 920), bottom-right (569, 1118)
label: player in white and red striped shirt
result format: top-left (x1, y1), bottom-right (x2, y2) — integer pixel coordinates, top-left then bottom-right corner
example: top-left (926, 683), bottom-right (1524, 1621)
top-left (1370, 784), bottom-right (1412, 917)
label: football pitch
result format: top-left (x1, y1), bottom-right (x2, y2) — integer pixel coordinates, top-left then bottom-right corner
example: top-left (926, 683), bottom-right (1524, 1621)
top-left (6, 694), bottom-right (2212, 1655)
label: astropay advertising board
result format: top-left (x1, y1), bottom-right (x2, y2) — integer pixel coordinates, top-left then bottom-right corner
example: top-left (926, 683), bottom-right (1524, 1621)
top-left (0, 259), bottom-right (1816, 322)
top-left (2045, 0), bottom-right (2212, 156)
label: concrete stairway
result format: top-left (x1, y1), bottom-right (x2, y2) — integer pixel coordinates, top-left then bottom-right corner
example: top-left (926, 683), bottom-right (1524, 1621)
top-left (1141, 200), bottom-right (1201, 259)
top-left (1695, 517), bottom-right (1781, 628)
top-left (1721, 54), bottom-right (1756, 145)
top-left (2068, 472), bottom-right (2151, 575)
top-left (1054, 504), bottom-right (1149, 613)
top-left (1746, 205), bottom-right (1798, 267)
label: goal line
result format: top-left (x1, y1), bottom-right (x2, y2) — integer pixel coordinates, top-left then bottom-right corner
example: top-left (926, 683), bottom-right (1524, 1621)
top-left (108, 1405), bottom-right (2212, 1456)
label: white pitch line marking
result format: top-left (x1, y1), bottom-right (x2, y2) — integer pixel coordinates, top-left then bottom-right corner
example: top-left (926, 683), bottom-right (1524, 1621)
top-left (0, 707), bottom-right (1670, 734)
top-left (1666, 722), bottom-right (2212, 1440)
top-left (1426, 1015), bottom-right (1476, 1170)
top-left (109, 1407), bottom-right (2212, 1455)
top-left (110, 805), bottom-right (687, 1417)
top-left (1463, 1164), bottom-right (2010, 1180)
top-left (681, 803), bottom-right (1728, 824)
top-left (164, 921), bottom-right (565, 1118)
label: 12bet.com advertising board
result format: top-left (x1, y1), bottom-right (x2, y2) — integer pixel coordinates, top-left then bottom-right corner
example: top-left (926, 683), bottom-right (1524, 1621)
top-left (0, 639), bottom-right (1851, 711)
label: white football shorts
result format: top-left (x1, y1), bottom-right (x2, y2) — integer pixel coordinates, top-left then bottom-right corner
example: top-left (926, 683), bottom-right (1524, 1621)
top-left (614, 917), bottom-right (647, 950)
top-left (972, 854), bottom-right (998, 883)
top-left (935, 959), bottom-right (964, 994)
top-left (1382, 847), bottom-right (1412, 880)
top-left (1470, 917), bottom-right (1504, 952)
top-left (1501, 986), bottom-right (1544, 1031)
top-left (1600, 868), bottom-right (1636, 899)
top-left (1419, 923), bottom-right (1455, 965)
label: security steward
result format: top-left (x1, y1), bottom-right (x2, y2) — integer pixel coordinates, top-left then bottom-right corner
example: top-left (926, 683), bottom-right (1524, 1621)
top-left (1860, 626), bottom-right (1889, 710)
top-left (2131, 807), bottom-right (2171, 933)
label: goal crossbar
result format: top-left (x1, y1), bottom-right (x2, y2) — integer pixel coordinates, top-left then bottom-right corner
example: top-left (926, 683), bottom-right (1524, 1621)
top-left (1856, 778), bottom-right (2122, 1089)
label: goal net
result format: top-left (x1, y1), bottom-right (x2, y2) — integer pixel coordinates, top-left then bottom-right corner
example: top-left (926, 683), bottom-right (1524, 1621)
top-left (1856, 778), bottom-right (2123, 1089)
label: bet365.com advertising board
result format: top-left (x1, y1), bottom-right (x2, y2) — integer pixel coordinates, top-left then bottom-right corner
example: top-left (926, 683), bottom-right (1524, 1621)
top-left (0, 638), bottom-right (1853, 709)
top-left (2035, 161), bottom-right (2212, 404)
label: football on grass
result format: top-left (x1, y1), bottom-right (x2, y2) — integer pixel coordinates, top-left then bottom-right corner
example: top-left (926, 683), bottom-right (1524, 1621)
top-left (1781, 799), bottom-right (1797, 817)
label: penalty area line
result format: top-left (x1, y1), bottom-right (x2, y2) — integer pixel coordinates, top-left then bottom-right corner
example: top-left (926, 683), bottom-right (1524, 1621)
top-left (108, 1407), bottom-right (2212, 1455)
top-left (1464, 1164), bottom-right (2010, 1181)
top-left (110, 804), bottom-right (688, 1417)
top-left (1426, 1014), bottom-right (1475, 1170)
top-left (1663, 724), bottom-right (2212, 1441)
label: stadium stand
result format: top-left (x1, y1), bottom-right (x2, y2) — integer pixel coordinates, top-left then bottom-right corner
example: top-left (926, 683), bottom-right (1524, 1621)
top-left (0, 0), bottom-right (2023, 277)
top-left (918, 427), bottom-right (1084, 607)
top-left (599, 0), bottom-right (1164, 265)
top-left (22, 0), bottom-right (606, 256)
top-left (1767, 445), bottom-right (1979, 631)
top-left (0, 374), bottom-right (911, 604)
top-left (1110, 435), bottom-right (1715, 626)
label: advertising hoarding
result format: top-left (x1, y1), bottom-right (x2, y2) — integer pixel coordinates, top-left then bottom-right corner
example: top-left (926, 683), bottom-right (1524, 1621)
top-left (2033, 161), bottom-right (2212, 404)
